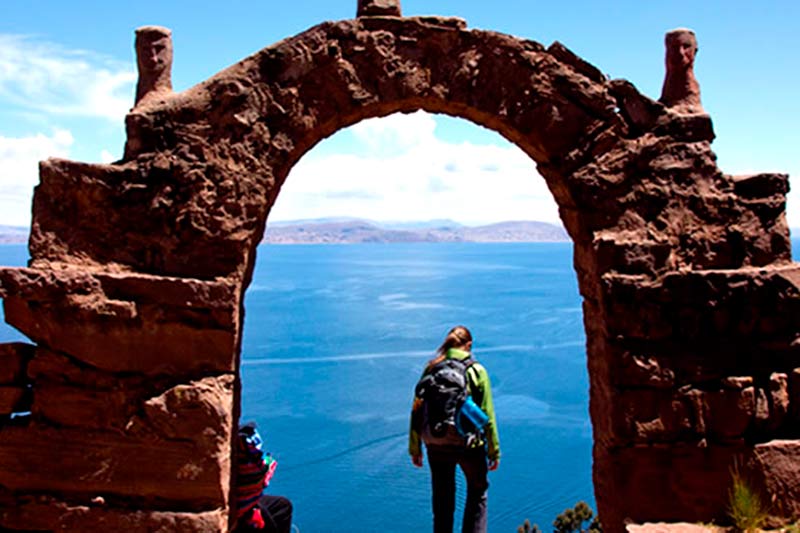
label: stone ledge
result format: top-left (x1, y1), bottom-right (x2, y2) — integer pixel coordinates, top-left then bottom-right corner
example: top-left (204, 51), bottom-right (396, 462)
top-left (602, 265), bottom-right (800, 341)
top-left (0, 425), bottom-right (229, 509)
top-left (751, 439), bottom-right (800, 519)
top-left (607, 374), bottom-right (796, 446)
top-left (0, 386), bottom-right (27, 415)
top-left (0, 342), bottom-right (34, 384)
top-left (0, 267), bottom-right (238, 313)
top-left (0, 495), bottom-right (227, 533)
top-left (732, 173), bottom-right (789, 200)
top-left (0, 267), bottom-right (238, 375)
top-left (596, 442), bottom-right (746, 527)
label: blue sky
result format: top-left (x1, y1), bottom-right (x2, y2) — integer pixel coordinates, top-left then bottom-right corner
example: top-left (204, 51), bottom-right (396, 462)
top-left (1, 1), bottom-right (798, 226)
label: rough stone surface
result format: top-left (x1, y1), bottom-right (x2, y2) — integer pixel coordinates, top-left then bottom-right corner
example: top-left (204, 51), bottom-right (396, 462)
top-left (357, 0), bottom-right (401, 17)
top-left (0, 268), bottom-right (239, 375)
top-left (751, 440), bottom-right (800, 519)
top-left (0, 426), bottom-right (229, 507)
top-left (0, 497), bottom-right (227, 532)
top-left (0, 386), bottom-right (27, 414)
top-left (704, 381), bottom-right (755, 440)
top-left (790, 368), bottom-right (800, 422)
top-left (128, 375), bottom-right (235, 450)
top-left (1, 13), bottom-right (798, 533)
top-left (595, 443), bottom-right (746, 527)
top-left (0, 342), bottom-right (34, 384)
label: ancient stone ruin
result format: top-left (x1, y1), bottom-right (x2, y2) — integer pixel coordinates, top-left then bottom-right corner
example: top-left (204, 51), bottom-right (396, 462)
top-left (1, 2), bottom-right (798, 531)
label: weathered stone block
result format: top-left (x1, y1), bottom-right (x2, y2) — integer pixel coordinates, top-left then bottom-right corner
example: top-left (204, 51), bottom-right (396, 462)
top-left (28, 348), bottom-right (123, 388)
top-left (128, 375), bottom-right (235, 448)
top-left (704, 379), bottom-right (755, 440)
top-left (595, 442), bottom-right (746, 528)
top-left (753, 373), bottom-right (790, 433)
top-left (653, 111), bottom-right (715, 142)
top-left (614, 352), bottom-right (675, 389)
top-left (0, 496), bottom-right (227, 533)
top-left (770, 372), bottom-right (790, 429)
top-left (732, 173), bottom-right (789, 200)
top-left (755, 387), bottom-right (771, 426)
top-left (549, 42), bottom-right (606, 84)
top-left (357, 0), bottom-right (401, 17)
top-left (594, 236), bottom-right (672, 275)
top-left (603, 265), bottom-right (800, 344)
top-left (0, 386), bottom-right (27, 415)
top-left (30, 356), bottom-right (234, 440)
top-left (789, 368), bottom-right (800, 423)
top-left (0, 426), bottom-right (229, 508)
top-left (751, 440), bottom-right (800, 520)
top-left (0, 268), bottom-right (238, 375)
top-left (32, 383), bottom-right (141, 430)
top-left (0, 342), bottom-right (35, 384)
top-left (608, 79), bottom-right (665, 134)
top-left (614, 389), bottom-right (694, 444)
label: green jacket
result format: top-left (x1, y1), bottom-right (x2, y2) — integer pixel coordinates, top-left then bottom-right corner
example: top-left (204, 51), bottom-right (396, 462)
top-left (409, 348), bottom-right (501, 461)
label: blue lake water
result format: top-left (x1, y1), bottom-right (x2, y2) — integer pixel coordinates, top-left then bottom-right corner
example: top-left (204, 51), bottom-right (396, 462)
top-left (240, 243), bottom-right (592, 532)
top-left (10, 240), bottom-right (795, 531)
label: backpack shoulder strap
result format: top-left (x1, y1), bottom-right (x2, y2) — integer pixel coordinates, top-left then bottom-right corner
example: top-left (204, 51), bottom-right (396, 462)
top-left (464, 358), bottom-right (484, 396)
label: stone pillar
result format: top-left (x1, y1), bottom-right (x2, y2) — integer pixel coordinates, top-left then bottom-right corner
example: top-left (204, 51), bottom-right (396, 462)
top-left (134, 26), bottom-right (173, 107)
top-left (357, 0), bottom-right (401, 17)
top-left (659, 28), bottom-right (703, 113)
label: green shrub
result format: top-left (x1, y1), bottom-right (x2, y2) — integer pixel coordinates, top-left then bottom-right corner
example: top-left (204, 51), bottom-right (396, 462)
top-left (727, 464), bottom-right (767, 532)
top-left (518, 519), bottom-right (542, 533)
top-left (518, 501), bottom-right (601, 533)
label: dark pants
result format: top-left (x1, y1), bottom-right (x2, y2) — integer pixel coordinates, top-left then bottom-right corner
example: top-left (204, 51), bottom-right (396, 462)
top-left (236, 495), bottom-right (293, 533)
top-left (427, 446), bottom-right (489, 533)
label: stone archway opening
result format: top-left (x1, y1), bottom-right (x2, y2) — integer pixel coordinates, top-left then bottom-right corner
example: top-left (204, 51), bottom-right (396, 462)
top-left (237, 110), bottom-right (592, 531)
top-left (0, 4), bottom-right (798, 533)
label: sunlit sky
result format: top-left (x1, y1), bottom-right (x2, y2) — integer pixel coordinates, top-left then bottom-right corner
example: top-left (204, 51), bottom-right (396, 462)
top-left (1, 1), bottom-right (798, 227)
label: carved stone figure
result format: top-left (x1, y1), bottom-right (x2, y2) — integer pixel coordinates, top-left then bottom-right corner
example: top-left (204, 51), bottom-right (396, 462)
top-left (357, 0), bottom-right (402, 17)
top-left (659, 28), bottom-right (703, 113)
top-left (134, 26), bottom-right (173, 107)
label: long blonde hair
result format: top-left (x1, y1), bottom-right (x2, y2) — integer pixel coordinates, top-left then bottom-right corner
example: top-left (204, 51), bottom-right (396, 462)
top-left (436, 325), bottom-right (473, 356)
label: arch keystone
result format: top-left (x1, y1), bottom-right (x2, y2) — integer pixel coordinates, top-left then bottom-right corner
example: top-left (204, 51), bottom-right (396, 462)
top-left (357, 0), bottom-right (402, 17)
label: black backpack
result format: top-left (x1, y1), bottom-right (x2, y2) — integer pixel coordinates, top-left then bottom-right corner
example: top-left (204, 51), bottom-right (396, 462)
top-left (414, 356), bottom-right (483, 447)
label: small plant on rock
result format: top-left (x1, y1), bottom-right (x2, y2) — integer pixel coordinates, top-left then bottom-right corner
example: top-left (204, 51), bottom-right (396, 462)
top-left (518, 519), bottom-right (542, 533)
top-left (518, 501), bottom-right (601, 533)
top-left (727, 463), bottom-right (767, 532)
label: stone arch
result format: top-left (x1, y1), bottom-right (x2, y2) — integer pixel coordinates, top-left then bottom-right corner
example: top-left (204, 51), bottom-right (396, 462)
top-left (0, 12), bottom-right (798, 533)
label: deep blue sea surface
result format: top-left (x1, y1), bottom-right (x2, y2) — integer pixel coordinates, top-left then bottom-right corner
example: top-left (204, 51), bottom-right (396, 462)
top-left (241, 242), bottom-right (591, 532)
top-left (11, 240), bottom-right (796, 531)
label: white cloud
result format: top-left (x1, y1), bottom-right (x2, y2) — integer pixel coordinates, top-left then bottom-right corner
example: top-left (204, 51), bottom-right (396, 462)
top-left (272, 111), bottom-right (559, 225)
top-left (0, 129), bottom-right (73, 226)
top-left (349, 111), bottom-right (438, 153)
top-left (0, 34), bottom-right (136, 121)
top-left (100, 149), bottom-right (116, 163)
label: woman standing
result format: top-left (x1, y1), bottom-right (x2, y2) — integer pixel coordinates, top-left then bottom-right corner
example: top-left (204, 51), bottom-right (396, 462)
top-left (409, 326), bottom-right (500, 533)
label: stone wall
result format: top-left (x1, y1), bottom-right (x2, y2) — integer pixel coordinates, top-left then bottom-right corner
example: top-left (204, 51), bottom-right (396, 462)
top-left (0, 269), bottom-right (237, 531)
top-left (0, 11), bottom-right (797, 533)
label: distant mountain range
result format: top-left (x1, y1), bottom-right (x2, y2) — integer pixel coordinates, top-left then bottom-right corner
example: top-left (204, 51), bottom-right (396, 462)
top-left (264, 219), bottom-right (569, 244)
top-left (2, 221), bottom-right (796, 246)
top-left (0, 219), bottom-right (570, 245)
top-left (0, 226), bottom-right (28, 244)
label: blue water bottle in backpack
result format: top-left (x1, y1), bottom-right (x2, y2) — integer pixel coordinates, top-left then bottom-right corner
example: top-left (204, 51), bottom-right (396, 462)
top-left (457, 396), bottom-right (489, 437)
